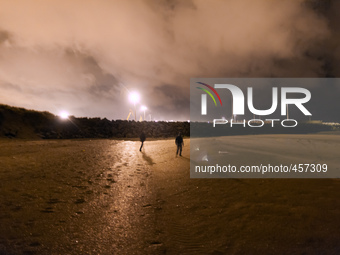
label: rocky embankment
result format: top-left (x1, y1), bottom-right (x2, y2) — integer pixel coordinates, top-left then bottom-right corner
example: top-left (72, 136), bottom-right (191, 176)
top-left (0, 104), bottom-right (189, 139)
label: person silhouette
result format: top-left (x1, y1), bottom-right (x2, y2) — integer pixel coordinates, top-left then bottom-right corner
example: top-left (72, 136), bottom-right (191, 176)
top-left (140, 132), bottom-right (146, 152)
top-left (175, 132), bottom-right (184, 156)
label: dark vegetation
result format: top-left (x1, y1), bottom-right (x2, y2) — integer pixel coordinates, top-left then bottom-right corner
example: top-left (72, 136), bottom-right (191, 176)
top-left (0, 104), bottom-right (189, 139)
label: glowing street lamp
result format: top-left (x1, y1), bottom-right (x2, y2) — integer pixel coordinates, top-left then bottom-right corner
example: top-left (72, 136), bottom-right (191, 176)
top-left (141, 106), bottom-right (147, 121)
top-left (129, 92), bottom-right (140, 121)
top-left (59, 111), bottom-right (69, 120)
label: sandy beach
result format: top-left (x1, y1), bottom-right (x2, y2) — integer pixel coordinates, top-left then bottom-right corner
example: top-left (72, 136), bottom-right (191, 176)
top-left (0, 135), bottom-right (340, 254)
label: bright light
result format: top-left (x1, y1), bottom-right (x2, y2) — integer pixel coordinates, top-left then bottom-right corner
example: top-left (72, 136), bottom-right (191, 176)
top-left (141, 105), bottom-right (147, 111)
top-left (129, 92), bottom-right (140, 104)
top-left (59, 111), bottom-right (69, 119)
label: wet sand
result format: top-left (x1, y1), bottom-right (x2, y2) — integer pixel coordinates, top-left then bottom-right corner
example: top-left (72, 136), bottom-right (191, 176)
top-left (0, 135), bottom-right (339, 254)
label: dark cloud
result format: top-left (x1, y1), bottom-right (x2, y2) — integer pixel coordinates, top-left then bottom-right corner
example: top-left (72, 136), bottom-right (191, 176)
top-left (0, 82), bottom-right (22, 92)
top-left (64, 49), bottom-right (119, 98)
top-left (0, 30), bottom-right (11, 45)
top-left (152, 84), bottom-right (189, 120)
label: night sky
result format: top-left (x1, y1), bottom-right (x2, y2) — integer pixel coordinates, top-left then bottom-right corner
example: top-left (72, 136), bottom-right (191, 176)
top-left (0, 0), bottom-right (339, 121)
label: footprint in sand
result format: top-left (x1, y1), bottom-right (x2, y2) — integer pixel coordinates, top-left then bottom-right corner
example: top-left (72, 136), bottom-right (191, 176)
top-left (40, 207), bottom-right (54, 213)
top-left (46, 198), bottom-right (61, 204)
top-left (72, 185), bottom-right (88, 190)
top-left (11, 205), bottom-right (22, 211)
top-left (150, 241), bottom-right (162, 246)
top-left (74, 198), bottom-right (86, 204)
top-left (29, 241), bottom-right (41, 247)
top-left (106, 178), bottom-right (116, 183)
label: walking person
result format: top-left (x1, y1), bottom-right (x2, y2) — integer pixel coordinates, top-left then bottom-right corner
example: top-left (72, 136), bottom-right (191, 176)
top-left (175, 132), bottom-right (184, 156)
top-left (140, 131), bottom-right (146, 152)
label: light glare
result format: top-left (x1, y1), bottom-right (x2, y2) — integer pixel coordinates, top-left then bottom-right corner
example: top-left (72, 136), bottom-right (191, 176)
top-left (59, 111), bottom-right (69, 119)
top-left (129, 92), bottom-right (140, 104)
